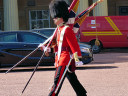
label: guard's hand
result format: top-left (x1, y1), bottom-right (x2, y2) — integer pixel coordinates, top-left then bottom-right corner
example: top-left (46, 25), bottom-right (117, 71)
top-left (43, 47), bottom-right (51, 57)
top-left (73, 52), bottom-right (83, 66)
top-left (75, 61), bottom-right (83, 66)
top-left (38, 43), bottom-right (45, 51)
top-left (38, 43), bottom-right (51, 53)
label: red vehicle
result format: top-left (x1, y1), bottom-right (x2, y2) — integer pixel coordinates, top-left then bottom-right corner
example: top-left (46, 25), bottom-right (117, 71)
top-left (78, 16), bottom-right (128, 53)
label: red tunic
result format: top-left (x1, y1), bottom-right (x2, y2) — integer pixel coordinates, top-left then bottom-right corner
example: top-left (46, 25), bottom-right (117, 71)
top-left (54, 25), bottom-right (81, 67)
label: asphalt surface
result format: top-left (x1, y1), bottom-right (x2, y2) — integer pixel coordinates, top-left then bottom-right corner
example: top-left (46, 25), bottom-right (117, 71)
top-left (0, 48), bottom-right (128, 96)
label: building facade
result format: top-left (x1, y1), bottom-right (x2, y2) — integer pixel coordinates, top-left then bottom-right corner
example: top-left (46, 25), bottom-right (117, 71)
top-left (0, 0), bottom-right (128, 31)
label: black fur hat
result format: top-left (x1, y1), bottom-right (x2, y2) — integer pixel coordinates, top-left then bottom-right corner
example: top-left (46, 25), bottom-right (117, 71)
top-left (49, 0), bottom-right (69, 22)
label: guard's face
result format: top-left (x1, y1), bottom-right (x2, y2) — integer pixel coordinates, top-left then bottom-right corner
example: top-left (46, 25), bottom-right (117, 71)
top-left (53, 18), bottom-right (63, 25)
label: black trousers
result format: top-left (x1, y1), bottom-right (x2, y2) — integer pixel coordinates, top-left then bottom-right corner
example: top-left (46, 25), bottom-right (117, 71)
top-left (48, 66), bottom-right (87, 96)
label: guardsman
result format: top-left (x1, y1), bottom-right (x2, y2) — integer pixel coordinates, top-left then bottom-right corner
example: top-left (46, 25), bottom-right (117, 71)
top-left (47, 0), bottom-right (87, 96)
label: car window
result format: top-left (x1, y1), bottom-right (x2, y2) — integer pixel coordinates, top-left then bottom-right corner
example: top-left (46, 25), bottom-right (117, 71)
top-left (20, 32), bottom-right (46, 43)
top-left (39, 29), bottom-right (54, 37)
top-left (0, 33), bottom-right (17, 42)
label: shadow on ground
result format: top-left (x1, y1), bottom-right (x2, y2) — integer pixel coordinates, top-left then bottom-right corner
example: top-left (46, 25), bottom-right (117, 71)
top-left (0, 64), bottom-right (118, 73)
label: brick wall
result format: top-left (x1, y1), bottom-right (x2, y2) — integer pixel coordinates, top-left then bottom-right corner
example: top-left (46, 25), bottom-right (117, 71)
top-left (18, 0), bottom-right (56, 30)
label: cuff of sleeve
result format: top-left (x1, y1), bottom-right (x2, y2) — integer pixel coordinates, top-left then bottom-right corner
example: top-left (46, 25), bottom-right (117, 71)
top-left (73, 52), bottom-right (80, 62)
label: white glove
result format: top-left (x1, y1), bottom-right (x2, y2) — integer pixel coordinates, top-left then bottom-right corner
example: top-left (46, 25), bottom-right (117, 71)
top-left (44, 47), bottom-right (51, 52)
top-left (75, 61), bottom-right (83, 66)
top-left (73, 52), bottom-right (83, 66)
top-left (38, 43), bottom-right (51, 52)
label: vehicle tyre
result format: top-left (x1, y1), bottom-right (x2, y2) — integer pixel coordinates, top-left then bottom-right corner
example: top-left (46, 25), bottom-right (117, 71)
top-left (81, 57), bottom-right (93, 64)
top-left (92, 45), bottom-right (101, 54)
top-left (90, 40), bottom-right (102, 54)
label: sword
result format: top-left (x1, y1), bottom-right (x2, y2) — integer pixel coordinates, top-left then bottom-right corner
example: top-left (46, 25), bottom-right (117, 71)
top-left (55, 55), bottom-right (73, 94)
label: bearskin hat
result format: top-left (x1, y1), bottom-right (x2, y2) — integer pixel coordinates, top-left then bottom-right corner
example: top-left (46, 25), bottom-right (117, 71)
top-left (49, 0), bottom-right (69, 22)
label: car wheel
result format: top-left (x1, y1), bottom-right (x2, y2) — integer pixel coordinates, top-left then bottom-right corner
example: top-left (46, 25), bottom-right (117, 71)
top-left (81, 57), bottom-right (93, 64)
top-left (92, 45), bottom-right (101, 54)
top-left (90, 40), bottom-right (102, 54)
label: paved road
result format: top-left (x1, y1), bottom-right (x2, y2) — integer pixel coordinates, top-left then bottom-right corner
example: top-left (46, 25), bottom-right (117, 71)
top-left (0, 49), bottom-right (128, 96)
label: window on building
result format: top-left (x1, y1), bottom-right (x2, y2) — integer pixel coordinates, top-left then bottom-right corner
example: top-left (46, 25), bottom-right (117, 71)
top-left (0, 12), bottom-right (2, 31)
top-left (29, 10), bottom-right (50, 29)
top-left (119, 6), bottom-right (128, 15)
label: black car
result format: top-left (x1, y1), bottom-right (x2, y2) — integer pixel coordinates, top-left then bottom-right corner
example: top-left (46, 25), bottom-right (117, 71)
top-left (0, 31), bottom-right (93, 67)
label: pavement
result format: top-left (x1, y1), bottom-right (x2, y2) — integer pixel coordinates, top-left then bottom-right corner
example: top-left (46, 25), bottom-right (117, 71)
top-left (0, 48), bottom-right (128, 96)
